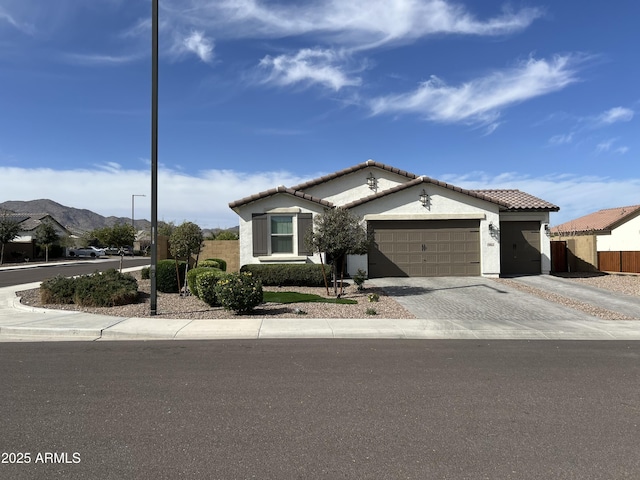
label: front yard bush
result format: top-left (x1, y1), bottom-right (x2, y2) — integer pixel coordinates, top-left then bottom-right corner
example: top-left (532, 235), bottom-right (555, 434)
top-left (214, 272), bottom-right (263, 314)
top-left (40, 269), bottom-right (138, 307)
top-left (206, 258), bottom-right (227, 271)
top-left (156, 259), bottom-right (187, 293)
top-left (196, 269), bottom-right (227, 306)
top-left (73, 269), bottom-right (139, 307)
top-left (240, 263), bottom-right (329, 287)
top-left (40, 275), bottom-right (77, 304)
top-left (187, 266), bottom-right (222, 298)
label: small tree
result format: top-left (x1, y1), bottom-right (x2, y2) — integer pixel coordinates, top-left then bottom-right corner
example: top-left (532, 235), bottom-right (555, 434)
top-left (93, 224), bottom-right (135, 249)
top-left (0, 213), bottom-right (21, 265)
top-left (169, 221), bottom-right (204, 295)
top-left (35, 222), bottom-right (60, 262)
top-left (305, 208), bottom-right (371, 296)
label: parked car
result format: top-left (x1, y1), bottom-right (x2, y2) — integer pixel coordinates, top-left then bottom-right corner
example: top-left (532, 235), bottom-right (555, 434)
top-left (67, 246), bottom-right (106, 258)
top-left (106, 246), bottom-right (134, 256)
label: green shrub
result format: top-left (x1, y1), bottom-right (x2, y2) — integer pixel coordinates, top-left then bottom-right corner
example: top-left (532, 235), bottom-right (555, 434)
top-left (156, 259), bottom-right (187, 293)
top-left (40, 270), bottom-right (138, 307)
top-left (198, 259), bottom-right (220, 269)
top-left (196, 269), bottom-right (226, 306)
top-left (187, 266), bottom-right (222, 298)
top-left (205, 258), bottom-right (227, 271)
top-left (141, 266), bottom-right (150, 279)
top-left (73, 269), bottom-right (138, 307)
top-left (40, 275), bottom-right (77, 304)
top-left (214, 272), bottom-right (263, 314)
top-left (240, 263), bottom-right (329, 287)
top-left (353, 269), bottom-right (367, 291)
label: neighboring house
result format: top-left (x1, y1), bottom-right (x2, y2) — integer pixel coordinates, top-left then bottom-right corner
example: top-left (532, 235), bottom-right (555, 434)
top-left (3, 213), bottom-right (70, 259)
top-left (551, 205), bottom-right (640, 252)
top-left (229, 160), bottom-right (559, 278)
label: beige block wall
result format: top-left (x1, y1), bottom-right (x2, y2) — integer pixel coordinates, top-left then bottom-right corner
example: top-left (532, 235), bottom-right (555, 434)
top-left (198, 240), bottom-right (240, 272)
top-left (158, 238), bottom-right (240, 272)
top-left (555, 234), bottom-right (598, 272)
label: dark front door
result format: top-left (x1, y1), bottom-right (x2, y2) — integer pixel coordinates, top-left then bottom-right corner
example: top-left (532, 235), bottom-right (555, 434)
top-left (500, 221), bottom-right (541, 275)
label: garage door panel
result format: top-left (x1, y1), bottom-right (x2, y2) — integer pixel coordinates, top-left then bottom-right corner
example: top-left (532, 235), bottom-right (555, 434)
top-left (369, 220), bottom-right (481, 277)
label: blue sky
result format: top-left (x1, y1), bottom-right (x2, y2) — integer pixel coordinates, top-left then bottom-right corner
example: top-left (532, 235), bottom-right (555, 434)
top-left (1, 0), bottom-right (638, 228)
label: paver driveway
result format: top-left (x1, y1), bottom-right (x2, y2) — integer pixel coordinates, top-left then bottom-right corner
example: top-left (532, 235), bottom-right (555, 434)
top-left (366, 276), bottom-right (640, 339)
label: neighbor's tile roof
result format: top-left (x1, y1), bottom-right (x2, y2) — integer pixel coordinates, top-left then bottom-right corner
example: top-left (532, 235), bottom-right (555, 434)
top-left (228, 186), bottom-right (334, 209)
top-left (1, 213), bottom-right (51, 231)
top-left (471, 190), bottom-right (560, 211)
top-left (551, 205), bottom-right (640, 234)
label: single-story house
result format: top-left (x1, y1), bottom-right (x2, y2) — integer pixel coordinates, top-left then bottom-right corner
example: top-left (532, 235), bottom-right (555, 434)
top-left (551, 205), bottom-right (640, 251)
top-left (229, 160), bottom-right (559, 278)
top-left (2, 213), bottom-right (70, 260)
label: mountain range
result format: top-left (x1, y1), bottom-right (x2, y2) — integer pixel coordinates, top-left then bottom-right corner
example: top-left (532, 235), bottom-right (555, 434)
top-left (0, 199), bottom-right (151, 234)
top-left (0, 199), bottom-right (236, 237)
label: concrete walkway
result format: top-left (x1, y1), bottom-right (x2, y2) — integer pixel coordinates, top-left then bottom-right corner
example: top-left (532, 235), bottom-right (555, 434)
top-left (0, 268), bottom-right (638, 341)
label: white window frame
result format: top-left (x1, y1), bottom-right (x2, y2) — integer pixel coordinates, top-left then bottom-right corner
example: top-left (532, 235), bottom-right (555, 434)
top-left (269, 214), bottom-right (297, 256)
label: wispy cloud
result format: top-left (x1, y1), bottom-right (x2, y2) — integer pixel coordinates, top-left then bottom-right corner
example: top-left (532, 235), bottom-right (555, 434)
top-left (181, 30), bottom-right (215, 63)
top-left (595, 106), bottom-right (634, 126)
top-left (61, 52), bottom-right (143, 66)
top-left (595, 137), bottom-right (628, 155)
top-left (0, 6), bottom-right (35, 35)
top-left (369, 55), bottom-right (579, 126)
top-left (548, 105), bottom-right (635, 149)
top-left (174, 0), bottom-right (543, 49)
top-left (259, 48), bottom-right (361, 91)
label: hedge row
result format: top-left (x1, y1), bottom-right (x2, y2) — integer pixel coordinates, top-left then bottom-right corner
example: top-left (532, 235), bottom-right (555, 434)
top-left (239, 264), bottom-right (329, 287)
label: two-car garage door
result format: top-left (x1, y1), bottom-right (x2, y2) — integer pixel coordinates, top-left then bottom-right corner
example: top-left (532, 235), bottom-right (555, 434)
top-left (368, 220), bottom-right (481, 277)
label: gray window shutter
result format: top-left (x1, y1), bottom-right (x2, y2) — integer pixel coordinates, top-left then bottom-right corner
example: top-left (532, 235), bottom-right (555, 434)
top-left (252, 213), bottom-right (268, 256)
top-left (297, 213), bottom-right (313, 256)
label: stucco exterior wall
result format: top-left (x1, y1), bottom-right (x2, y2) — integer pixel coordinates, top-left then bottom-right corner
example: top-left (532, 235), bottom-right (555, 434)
top-left (302, 167), bottom-right (411, 207)
top-left (499, 211), bottom-right (552, 274)
top-left (348, 183), bottom-right (502, 277)
top-left (596, 214), bottom-right (640, 251)
top-left (236, 193), bottom-right (325, 268)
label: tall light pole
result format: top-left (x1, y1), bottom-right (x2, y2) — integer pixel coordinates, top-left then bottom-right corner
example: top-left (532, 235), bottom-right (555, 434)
top-left (131, 194), bottom-right (146, 231)
top-left (150, 0), bottom-right (159, 315)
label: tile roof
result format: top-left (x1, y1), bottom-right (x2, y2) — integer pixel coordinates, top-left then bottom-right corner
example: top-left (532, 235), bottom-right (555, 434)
top-left (289, 159), bottom-right (418, 191)
top-left (551, 205), bottom-right (640, 234)
top-left (471, 190), bottom-right (560, 211)
top-left (228, 185), bottom-right (334, 209)
top-left (228, 161), bottom-right (560, 212)
top-left (341, 177), bottom-right (513, 209)
top-left (1, 213), bottom-right (51, 231)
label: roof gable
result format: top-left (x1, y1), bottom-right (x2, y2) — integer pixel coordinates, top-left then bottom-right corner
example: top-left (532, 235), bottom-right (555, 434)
top-left (551, 205), bottom-right (640, 234)
top-left (229, 160), bottom-right (560, 213)
top-left (228, 185), bottom-right (334, 210)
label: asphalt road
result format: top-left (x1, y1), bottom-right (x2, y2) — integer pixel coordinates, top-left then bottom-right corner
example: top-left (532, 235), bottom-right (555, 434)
top-left (1, 340), bottom-right (639, 479)
top-left (0, 258), bottom-right (150, 287)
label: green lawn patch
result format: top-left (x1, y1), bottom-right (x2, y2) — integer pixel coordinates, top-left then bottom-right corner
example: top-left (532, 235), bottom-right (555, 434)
top-left (263, 291), bottom-right (357, 305)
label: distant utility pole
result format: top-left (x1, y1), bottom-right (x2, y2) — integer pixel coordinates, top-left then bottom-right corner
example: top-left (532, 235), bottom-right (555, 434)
top-left (150, 0), bottom-right (159, 316)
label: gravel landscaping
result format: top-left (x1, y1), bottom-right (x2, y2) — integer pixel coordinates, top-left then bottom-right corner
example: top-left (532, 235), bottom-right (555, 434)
top-left (16, 271), bottom-right (639, 321)
top-left (17, 271), bottom-right (415, 319)
top-left (494, 273), bottom-right (639, 320)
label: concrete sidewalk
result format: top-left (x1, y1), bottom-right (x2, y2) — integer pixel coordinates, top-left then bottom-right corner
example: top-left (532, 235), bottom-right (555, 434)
top-left (1, 274), bottom-right (639, 342)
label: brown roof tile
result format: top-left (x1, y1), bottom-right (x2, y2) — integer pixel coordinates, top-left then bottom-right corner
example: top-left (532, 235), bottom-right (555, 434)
top-left (228, 185), bottom-right (334, 209)
top-left (471, 190), bottom-right (560, 211)
top-left (342, 177), bottom-right (513, 209)
top-left (289, 159), bottom-right (418, 191)
top-left (551, 205), bottom-right (640, 234)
